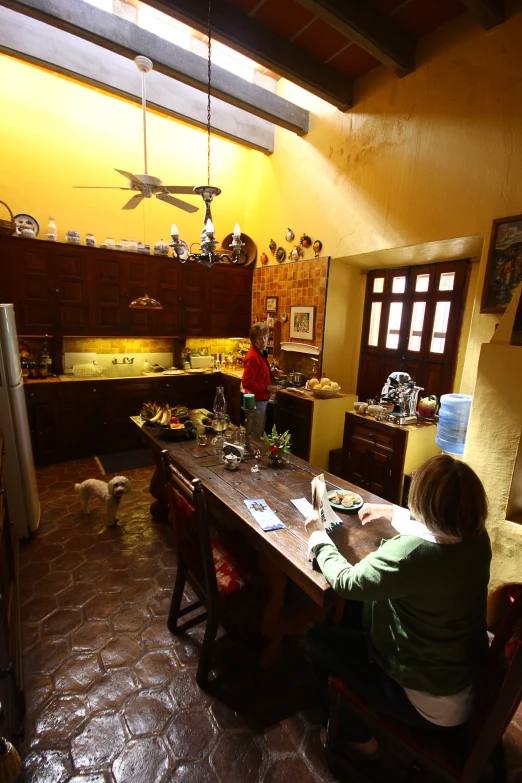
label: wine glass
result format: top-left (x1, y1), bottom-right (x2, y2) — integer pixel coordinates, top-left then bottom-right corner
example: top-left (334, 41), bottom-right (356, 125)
top-left (211, 386), bottom-right (227, 448)
top-left (251, 448), bottom-right (262, 473)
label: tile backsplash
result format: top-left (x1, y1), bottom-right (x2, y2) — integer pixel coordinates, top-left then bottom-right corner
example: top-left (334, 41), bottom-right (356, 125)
top-left (63, 338), bottom-right (175, 354)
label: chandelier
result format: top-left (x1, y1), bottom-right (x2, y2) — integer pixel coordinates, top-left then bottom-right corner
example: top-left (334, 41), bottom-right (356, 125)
top-left (169, 1), bottom-right (244, 268)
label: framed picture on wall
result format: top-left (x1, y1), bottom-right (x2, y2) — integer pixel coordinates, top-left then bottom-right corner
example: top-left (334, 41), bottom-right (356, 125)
top-left (265, 296), bottom-right (278, 313)
top-left (290, 305), bottom-right (315, 340)
top-left (481, 214), bottom-right (522, 313)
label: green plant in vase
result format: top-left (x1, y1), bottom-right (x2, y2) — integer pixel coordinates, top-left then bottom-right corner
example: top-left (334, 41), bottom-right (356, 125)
top-left (262, 425), bottom-right (292, 465)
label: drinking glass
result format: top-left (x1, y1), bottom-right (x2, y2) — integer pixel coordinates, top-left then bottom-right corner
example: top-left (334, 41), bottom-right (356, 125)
top-left (198, 432), bottom-right (208, 447)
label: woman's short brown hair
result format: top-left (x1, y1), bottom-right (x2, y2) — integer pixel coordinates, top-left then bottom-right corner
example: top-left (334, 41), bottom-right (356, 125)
top-left (408, 454), bottom-right (488, 540)
top-left (250, 322), bottom-right (269, 342)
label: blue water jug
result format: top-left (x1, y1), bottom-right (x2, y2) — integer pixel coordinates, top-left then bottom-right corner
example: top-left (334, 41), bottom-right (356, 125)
top-left (435, 394), bottom-right (472, 456)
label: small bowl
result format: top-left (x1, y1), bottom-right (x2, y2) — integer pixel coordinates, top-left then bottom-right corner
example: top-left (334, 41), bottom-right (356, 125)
top-left (311, 386), bottom-right (341, 398)
top-left (353, 402), bottom-right (368, 414)
top-left (368, 404), bottom-right (386, 416)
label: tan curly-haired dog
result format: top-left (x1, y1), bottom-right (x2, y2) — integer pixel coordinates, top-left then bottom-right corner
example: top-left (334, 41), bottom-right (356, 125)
top-left (75, 476), bottom-right (131, 526)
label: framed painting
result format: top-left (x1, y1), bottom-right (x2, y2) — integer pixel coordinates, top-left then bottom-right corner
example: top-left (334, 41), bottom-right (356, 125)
top-left (265, 296), bottom-right (278, 313)
top-left (481, 214), bottom-right (522, 313)
top-left (290, 305), bottom-right (315, 340)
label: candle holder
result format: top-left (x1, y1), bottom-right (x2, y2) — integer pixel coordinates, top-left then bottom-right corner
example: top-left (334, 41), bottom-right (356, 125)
top-left (241, 407), bottom-right (257, 458)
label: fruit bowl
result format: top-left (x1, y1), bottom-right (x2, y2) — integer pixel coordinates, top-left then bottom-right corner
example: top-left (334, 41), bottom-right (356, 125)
top-left (311, 386), bottom-right (342, 398)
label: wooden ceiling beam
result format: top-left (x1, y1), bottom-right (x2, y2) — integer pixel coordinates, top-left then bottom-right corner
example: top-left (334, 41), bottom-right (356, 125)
top-left (293, 0), bottom-right (416, 76)
top-left (141, 0), bottom-right (353, 110)
top-left (459, 0), bottom-right (505, 30)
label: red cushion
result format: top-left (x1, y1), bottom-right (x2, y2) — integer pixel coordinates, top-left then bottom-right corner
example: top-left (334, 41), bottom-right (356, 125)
top-left (212, 537), bottom-right (248, 598)
top-left (329, 675), bottom-right (467, 777)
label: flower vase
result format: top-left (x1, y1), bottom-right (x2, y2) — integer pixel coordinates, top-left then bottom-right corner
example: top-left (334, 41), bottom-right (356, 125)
top-left (268, 454), bottom-right (284, 467)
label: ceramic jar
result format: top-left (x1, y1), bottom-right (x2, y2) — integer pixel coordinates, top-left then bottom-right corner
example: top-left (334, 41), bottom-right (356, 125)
top-left (65, 230), bottom-right (80, 244)
top-left (154, 238), bottom-right (169, 256)
top-left (85, 233), bottom-right (96, 247)
top-left (20, 224), bottom-right (36, 238)
top-left (105, 237), bottom-right (115, 250)
top-left (127, 238), bottom-right (138, 253)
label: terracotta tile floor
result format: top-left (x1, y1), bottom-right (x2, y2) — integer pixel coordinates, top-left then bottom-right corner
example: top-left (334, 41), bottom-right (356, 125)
top-left (17, 458), bottom-right (522, 783)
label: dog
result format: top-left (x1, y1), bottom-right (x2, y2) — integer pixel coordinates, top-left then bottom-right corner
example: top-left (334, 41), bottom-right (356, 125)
top-left (75, 476), bottom-right (131, 526)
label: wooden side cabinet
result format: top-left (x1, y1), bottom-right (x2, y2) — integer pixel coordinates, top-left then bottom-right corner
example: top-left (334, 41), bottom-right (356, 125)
top-left (221, 375), bottom-right (242, 426)
top-left (340, 413), bottom-right (438, 504)
top-left (0, 433), bottom-right (25, 743)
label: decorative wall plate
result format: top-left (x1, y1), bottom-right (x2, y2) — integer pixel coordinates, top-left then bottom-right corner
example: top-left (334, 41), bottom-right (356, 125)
top-left (313, 239), bottom-right (323, 257)
top-left (276, 246), bottom-right (286, 263)
top-left (290, 246), bottom-right (303, 261)
top-left (14, 213), bottom-right (39, 236)
top-left (300, 233), bottom-right (311, 248)
top-left (260, 251), bottom-right (268, 265)
top-left (281, 311), bottom-right (288, 321)
top-left (269, 238), bottom-right (277, 254)
top-left (285, 228), bottom-right (294, 242)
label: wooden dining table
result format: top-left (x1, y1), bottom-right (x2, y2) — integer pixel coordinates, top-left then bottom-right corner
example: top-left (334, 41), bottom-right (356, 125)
top-left (132, 415), bottom-right (396, 663)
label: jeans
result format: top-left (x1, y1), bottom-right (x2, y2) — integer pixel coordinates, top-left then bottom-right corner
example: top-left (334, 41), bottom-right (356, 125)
top-left (305, 601), bottom-right (440, 742)
top-left (251, 400), bottom-right (268, 438)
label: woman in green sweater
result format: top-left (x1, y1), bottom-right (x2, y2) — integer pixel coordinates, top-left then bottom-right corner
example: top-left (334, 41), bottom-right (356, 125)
top-left (305, 454), bottom-right (491, 760)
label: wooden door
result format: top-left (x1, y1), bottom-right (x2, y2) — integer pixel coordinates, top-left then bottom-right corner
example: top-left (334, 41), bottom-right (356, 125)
top-left (57, 382), bottom-right (107, 458)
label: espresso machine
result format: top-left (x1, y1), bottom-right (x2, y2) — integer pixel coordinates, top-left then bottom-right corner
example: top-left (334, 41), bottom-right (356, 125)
top-left (380, 372), bottom-right (423, 425)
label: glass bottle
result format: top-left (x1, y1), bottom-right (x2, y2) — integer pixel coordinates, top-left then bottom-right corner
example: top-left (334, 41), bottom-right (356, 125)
top-left (28, 361), bottom-right (38, 378)
top-left (21, 361), bottom-right (29, 379)
top-left (212, 386), bottom-right (227, 447)
top-left (46, 215), bottom-right (57, 241)
top-left (39, 361), bottom-right (48, 378)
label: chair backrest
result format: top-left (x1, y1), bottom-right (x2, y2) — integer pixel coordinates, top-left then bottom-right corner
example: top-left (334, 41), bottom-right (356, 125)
top-left (465, 590), bottom-right (522, 780)
top-left (161, 449), bottom-right (220, 607)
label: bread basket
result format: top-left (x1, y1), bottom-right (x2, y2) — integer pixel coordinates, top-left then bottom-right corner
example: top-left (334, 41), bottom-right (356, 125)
top-left (0, 200), bottom-right (16, 237)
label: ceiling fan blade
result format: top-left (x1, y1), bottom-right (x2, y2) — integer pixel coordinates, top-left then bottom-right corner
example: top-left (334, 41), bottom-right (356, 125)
top-left (73, 186), bottom-right (134, 190)
top-left (156, 193), bottom-right (199, 213)
top-left (163, 186), bottom-right (198, 194)
top-left (122, 193), bottom-right (144, 210)
top-left (115, 168), bottom-right (144, 185)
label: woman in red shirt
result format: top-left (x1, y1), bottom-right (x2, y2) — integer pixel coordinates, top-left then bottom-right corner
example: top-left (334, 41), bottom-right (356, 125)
top-left (242, 322), bottom-right (281, 437)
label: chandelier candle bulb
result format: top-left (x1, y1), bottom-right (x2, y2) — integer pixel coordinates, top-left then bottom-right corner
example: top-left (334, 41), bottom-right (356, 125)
top-left (234, 223), bottom-right (241, 236)
top-left (171, 223), bottom-right (179, 237)
top-left (243, 394), bottom-right (255, 410)
top-left (206, 219), bottom-right (215, 235)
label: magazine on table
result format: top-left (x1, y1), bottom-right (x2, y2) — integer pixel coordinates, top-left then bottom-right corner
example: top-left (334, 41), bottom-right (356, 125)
top-left (311, 474), bottom-right (343, 533)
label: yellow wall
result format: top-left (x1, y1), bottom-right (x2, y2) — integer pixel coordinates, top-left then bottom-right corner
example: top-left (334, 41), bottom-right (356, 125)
top-left (0, 55), bottom-right (252, 250)
top-left (322, 260), bottom-right (365, 391)
top-left (465, 285), bottom-right (522, 596)
top-left (245, 4), bottom-right (522, 393)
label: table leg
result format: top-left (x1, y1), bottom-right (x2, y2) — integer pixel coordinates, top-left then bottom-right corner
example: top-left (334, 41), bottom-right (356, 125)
top-left (259, 556), bottom-right (288, 669)
top-left (149, 448), bottom-right (169, 523)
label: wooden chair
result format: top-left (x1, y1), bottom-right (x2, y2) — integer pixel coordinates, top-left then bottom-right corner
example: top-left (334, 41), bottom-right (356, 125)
top-left (161, 449), bottom-right (253, 687)
top-left (326, 591), bottom-right (522, 783)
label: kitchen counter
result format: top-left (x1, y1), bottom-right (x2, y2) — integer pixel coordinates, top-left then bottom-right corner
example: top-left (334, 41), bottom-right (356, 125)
top-left (23, 367), bottom-right (245, 384)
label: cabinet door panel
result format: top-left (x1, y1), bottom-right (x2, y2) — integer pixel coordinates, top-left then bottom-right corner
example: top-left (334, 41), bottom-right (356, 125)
top-left (11, 244), bottom-right (56, 333)
top-left (54, 248), bottom-right (90, 333)
top-left (368, 449), bottom-right (392, 498)
top-left (275, 395), bottom-right (312, 460)
top-left (151, 259), bottom-right (182, 335)
top-left (91, 255), bottom-right (125, 333)
top-left (105, 381), bottom-right (155, 451)
top-left (182, 266), bottom-right (208, 336)
top-left (126, 258), bottom-right (151, 334)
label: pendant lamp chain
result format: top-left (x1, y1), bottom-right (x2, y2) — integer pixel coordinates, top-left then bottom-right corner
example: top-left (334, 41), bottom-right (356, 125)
top-left (206, 0), bottom-right (212, 188)
top-left (169, 0), bottom-right (245, 267)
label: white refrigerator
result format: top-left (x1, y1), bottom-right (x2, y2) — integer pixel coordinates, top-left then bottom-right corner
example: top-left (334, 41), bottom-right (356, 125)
top-left (0, 303), bottom-right (40, 538)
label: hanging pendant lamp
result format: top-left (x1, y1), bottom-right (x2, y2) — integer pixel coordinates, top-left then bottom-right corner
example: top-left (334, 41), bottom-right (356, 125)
top-left (169, 0), bottom-right (245, 268)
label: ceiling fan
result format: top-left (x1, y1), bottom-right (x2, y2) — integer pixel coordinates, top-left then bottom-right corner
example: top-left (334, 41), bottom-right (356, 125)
top-left (74, 56), bottom-right (199, 213)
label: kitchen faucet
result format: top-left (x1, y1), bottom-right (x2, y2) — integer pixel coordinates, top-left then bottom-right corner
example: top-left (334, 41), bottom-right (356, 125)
top-left (112, 357), bottom-right (134, 364)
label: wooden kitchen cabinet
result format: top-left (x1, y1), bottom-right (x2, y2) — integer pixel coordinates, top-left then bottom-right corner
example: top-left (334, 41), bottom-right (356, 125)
top-left (275, 391), bottom-right (358, 468)
top-left (208, 266), bottom-right (254, 337)
top-left (0, 237), bottom-right (253, 339)
top-left (340, 412), bottom-right (438, 504)
top-left (57, 382), bottom-right (108, 459)
top-left (105, 380), bottom-right (156, 451)
top-left (0, 433), bottom-right (25, 743)
top-left (275, 393), bottom-right (313, 461)
top-left (24, 386), bottom-right (61, 463)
